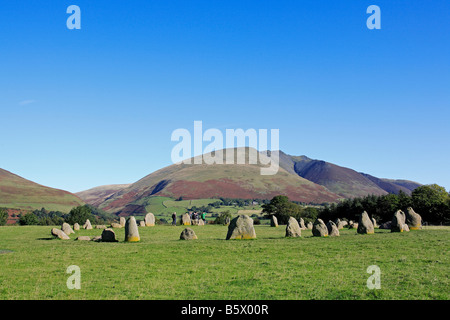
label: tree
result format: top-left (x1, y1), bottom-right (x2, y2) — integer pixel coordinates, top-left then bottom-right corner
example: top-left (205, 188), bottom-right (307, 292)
top-left (19, 213), bottom-right (39, 225)
top-left (0, 208), bottom-right (7, 226)
top-left (262, 195), bottom-right (302, 224)
top-left (412, 184), bottom-right (450, 224)
top-left (214, 210), bottom-right (232, 225)
top-left (300, 207), bottom-right (319, 223)
top-left (66, 205), bottom-right (94, 225)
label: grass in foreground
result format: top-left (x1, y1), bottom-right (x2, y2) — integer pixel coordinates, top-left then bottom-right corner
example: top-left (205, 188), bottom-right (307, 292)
top-left (0, 225), bottom-right (448, 300)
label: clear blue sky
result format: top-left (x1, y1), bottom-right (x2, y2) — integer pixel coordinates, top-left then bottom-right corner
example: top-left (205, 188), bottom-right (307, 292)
top-left (1, 0), bottom-right (449, 193)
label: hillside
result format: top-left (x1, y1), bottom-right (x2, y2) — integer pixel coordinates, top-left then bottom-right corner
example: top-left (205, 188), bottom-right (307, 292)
top-left (0, 168), bottom-right (84, 212)
top-left (278, 152), bottom-right (421, 198)
top-left (75, 184), bottom-right (131, 207)
top-left (98, 148), bottom-right (341, 215)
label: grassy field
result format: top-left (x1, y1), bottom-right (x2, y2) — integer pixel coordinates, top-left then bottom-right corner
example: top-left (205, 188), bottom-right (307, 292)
top-left (0, 225), bottom-right (448, 300)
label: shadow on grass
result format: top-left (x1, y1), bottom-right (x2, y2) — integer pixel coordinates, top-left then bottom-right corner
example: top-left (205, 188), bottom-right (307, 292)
top-left (36, 237), bottom-right (54, 241)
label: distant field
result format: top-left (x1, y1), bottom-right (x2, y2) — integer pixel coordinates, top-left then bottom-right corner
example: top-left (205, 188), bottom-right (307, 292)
top-left (0, 225), bottom-right (448, 300)
top-left (130, 196), bottom-right (264, 222)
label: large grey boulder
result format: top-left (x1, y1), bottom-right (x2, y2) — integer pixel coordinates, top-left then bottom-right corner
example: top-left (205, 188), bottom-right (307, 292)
top-left (76, 236), bottom-right (91, 241)
top-left (125, 216), bottom-right (140, 242)
top-left (371, 217), bottom-right (378, 228)
top-left (95, 225), bottom-right (107, 229)
top-left (62, 223), bottom-right (75, 235)
top-left (285, 217), bottom-right (302, 237)
top-left (298, 218), bottom-right (307, 230)
top-left (51, 228), bottom-right (70, 240)
top-left (83, 219), bottom-right (93, 230)
top-left (144, 212), bottom-right (156, 227)
top-left (181, 213), bottom-right (191, 226)
top-left (406, 207), bottom-right (422, 230)
top-left (312, 219), bottom-right (328, 237)
top-left (180, 228), bottom-right (198, 240)
top-left (101, 228), bottom-right (118, 242)
top-left (226, 215), bottom-right (256, 240)
top-left (357, 211), bottom-right (375, 234)
top-left (110, 222), bottom-right (122, 228)
top-left (270, 215), bottom-right (278, 227)
top-left (326, 221), bottom-right (340, 237)
top-left (334, 218), bottom-right (344, 230)
top-left (391, 210), bottom-right (407, 232)
top-left (73, 223), bottom-right (80, 231)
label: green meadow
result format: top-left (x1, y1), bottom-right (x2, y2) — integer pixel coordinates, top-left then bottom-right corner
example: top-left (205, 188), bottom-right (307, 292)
top-left (0, 225), bottom-right (448, 300)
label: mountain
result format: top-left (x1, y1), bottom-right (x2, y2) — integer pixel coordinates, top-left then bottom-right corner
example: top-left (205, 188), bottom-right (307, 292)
top-left (359, 173), bottom-right (419, 195)
top-left (278, 151), bottom-right (421, 198)
top-left (0, 168), bottom-right (84, 212)
top-left (97, 148), bottom-right (341, 215)
top-left (75, 184), bottom-right (131, 207)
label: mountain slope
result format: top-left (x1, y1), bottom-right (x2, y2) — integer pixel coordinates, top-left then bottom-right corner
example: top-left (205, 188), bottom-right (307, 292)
top-left (279, 152), bottom-right (421, 197)
top-left (98, 148), bottom-right (341, 215)
top-left (75, 184), bottom-right (131, 207)
top-left (279, 153), bottom-right (387, 198)
top-left (0, 168), bottom-right (84, 212)
top-left (360, 173), bottom-right (420, 195)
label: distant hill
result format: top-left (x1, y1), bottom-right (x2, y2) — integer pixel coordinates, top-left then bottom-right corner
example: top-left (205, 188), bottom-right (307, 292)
top-left (98, 148), bottom-right (341, 215)
top-left (278, 151), bottom-right (421, 198)
top-left (75, 184), bottom-right (131, 207)
top-left (78, 148), bottom-right (423, 215)
top-left (0, 168), bottom-right (84, 212)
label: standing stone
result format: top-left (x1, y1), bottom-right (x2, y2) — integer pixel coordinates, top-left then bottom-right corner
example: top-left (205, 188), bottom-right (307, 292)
top-left (76, 236), bottom-right (91, 241)
top-left (357, 211), bottom-right (375, 234)
top-left (144, 212), bottom-right (156, 227)
top-left (139, 221), bottom-right (145, 227)
top-left (180, 228), bottom-right (198, 240)
top-left (101, 228), bottom-right (118, 242)
top-left (198, 219), bottom-right (205, 226)
top-left (326, 221), bottom-right (340, 237)
top-left (83, 219), bottom-right (93, 230)
top-left (125, 216), bottom-right (140, 242)
top-left (119, 216), bottom-right (126, 227)
top-left (391, 210), bottom-right (407, 232)
top-left (299, 218), bottom-right (307, 230)
top-left (92, 236), bottom-right (102, 242)
top-left (371, 218), bottom-right (378, 228)
top-left (62, 223), bottom-right (75, 235)
top-left (270, 215), bottom-right (278, 227)
top-left (406, 207), bottom-right (422, 230)
top-left (73, 223), bottom-right (80, 231)
top-left (181, 213), bottom-right (191, 226)
top-left (51, 228), bottom-right (70, 240)
top-left (306, 222), bottom-right (313, 230)
top-left (110, 222), bottom-right (122, 228)
top-left (334, 218), bottom-right (345, 230)
top-left (348, 222), bottom-right (358, 229)
top-left (312, 219), bottom-right (328, 237)
top-left (341, 220), bottom-right (348, 228)
top-left (226, 215), bottom-right (256, 240)
top-left (285, 217), bottom-right (301, 237)
top-left (95, 225), bottom-right (107, 229)
top-left (403, 224), bottom-right (410, 232)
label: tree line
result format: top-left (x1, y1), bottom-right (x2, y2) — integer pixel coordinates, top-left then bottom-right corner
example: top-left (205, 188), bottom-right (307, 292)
top-left (262, 184), bottom-right (450, 225)
top-left (0, 205), bottom-right (117, 226)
